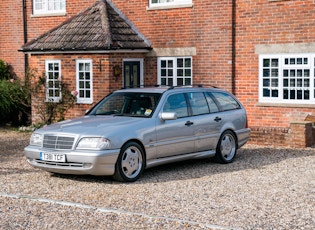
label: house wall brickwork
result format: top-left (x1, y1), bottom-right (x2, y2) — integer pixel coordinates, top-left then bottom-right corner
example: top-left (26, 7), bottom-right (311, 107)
top-left (2, 0), bottom-right (315, 147)
top-left (0, 2), bottom-right (25, 78)
top-left (235, 0), bottom-right (315, 146)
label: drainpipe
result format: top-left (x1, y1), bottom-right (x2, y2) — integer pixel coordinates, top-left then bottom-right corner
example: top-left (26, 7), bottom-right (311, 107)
top-left (22, 0), bottom-right (29, 76)
top-left (231, 0), bottom-right (236, 95)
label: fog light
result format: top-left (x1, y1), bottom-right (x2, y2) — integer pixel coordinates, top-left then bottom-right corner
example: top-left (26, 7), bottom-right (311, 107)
top-left (83, 163), bottom-right (92, 168)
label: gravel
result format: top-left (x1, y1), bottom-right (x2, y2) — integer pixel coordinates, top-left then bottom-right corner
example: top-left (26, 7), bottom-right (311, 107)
top-left (0, 128), bottom-right (314, 229)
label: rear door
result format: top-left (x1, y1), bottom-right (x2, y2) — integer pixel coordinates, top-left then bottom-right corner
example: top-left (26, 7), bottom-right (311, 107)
top-left (155, 93), bottom-right (195, 158)
top-left (187, 92), bottom-right (223, 152)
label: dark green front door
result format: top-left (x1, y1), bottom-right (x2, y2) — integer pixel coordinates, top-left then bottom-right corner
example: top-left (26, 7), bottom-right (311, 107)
top-left (124, 61), bottom-right (140, 88)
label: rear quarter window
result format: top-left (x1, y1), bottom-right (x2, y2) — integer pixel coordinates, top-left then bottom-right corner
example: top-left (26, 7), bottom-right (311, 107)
top-left (211, 92), bottom-right (240, 111)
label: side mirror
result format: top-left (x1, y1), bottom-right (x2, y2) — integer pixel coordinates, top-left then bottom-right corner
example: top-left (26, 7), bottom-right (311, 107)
top-left (161, 112), bottom-right (177, 120)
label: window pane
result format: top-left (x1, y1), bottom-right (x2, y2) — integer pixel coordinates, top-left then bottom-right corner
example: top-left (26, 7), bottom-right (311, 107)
top-left (205, 93), bottom-right (219, 113)
top-left (185, 58), bottom-right (191, 67)
top-left (163, 93), bottom-right (188, 118)
top-left (177, 69), bottom-right (183, 77)
top-left (212, 92), bottom-right (240, 111)
top-left (185, 69), bottom-right (191, 77)
top-left (271, 90), bottom-right (278, 97)
top-left (185, 78), bottom-right (191, 85)
top-left (189, 92), bottom-right (209, 115)
top-left (263, 89), bottom-right (270, 97)
top-left (161, 60), bottom-right (166, 68)
top-left (271, 79), bottom-right (278, 87)
top-left (263, 69), bottom-right (270, 77)
top-left (177, 78), bottom-right (183, 86)
top-left (177, 59), bottom-right (183, 68)
top-left (263, 59), bottom-right (270, 67)
top-left (263, 79), bottom-right (270, 87)
top-left (271, 69), bottom-right (278, 77)
top-left (271, 59), bottom-right (278, 67)
top-left (304, 91), bottom-right (310, 100)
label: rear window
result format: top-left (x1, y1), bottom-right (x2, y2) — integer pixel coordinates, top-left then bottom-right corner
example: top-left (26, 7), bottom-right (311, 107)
top-left (210, 92), bottom-right (240, 111)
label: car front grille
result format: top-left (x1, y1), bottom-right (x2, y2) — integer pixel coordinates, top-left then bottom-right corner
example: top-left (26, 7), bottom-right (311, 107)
top-left (43, 135), bottom-right (75, 150)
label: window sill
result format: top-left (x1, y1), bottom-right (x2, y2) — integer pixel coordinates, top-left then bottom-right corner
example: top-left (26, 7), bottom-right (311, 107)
top-left (146, 3), bottom-right (193, 11)
top-left (257, 102), bottom-right (315, 108)
top-left (76, 100), bottom-right (93, 105)
top-left (31, 12), bottom-right (67, 18)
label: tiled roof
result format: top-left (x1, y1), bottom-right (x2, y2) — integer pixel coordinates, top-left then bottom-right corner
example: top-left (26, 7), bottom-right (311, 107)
top-left (21, 0), bottom-right (151, 53)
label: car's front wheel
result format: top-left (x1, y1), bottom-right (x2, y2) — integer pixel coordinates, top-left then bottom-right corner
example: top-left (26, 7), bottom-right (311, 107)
top-left (215, 130), bottom-right (237, 163)
top-left (113, 142), bottom-right (145, 182)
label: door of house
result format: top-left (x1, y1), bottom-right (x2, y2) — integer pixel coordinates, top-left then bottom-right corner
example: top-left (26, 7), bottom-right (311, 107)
top-left (123, 61), bottom-right (141, 88)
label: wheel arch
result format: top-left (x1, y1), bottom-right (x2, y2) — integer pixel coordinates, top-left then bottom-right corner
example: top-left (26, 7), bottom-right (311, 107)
top-left (121, 139), bottom-right (147, 165)
top-left (219, 128), bottom-right (239, 149)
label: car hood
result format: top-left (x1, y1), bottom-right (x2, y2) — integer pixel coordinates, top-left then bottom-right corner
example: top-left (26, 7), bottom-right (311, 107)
top-left (38, 115), bottom-right (147, 136)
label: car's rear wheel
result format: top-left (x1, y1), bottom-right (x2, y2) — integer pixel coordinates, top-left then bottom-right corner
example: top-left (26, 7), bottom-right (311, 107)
top-left (113, 142), bottom-right (145, 182)
top-left (215, 130), bottom-right (237, 163)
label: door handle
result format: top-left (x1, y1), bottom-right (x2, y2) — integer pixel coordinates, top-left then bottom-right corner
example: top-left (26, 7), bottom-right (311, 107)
top-left (185, 121), bottom-right (194, 126)
top-left (214, 117), bottom-right (222, 122)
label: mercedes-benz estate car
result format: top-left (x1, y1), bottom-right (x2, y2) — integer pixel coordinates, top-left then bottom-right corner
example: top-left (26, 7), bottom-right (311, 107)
top-left (25, 86), bottom-right (250, 182)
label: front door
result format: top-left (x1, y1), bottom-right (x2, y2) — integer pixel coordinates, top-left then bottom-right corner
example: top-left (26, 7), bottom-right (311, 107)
top-left (124, 61), bottom-right (141, 88)
top-left (155, 93), bottom-right (195, 158)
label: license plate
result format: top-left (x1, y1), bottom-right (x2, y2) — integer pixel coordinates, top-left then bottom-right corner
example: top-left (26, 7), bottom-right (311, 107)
top-left (40, 152), bottom-right (66, 162)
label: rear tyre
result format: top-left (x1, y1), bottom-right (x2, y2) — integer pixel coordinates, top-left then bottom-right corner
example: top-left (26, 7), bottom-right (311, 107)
top-left (215, 130), bottom-right (237, 164)
top-left (113, 142), bottom-right (145, 182)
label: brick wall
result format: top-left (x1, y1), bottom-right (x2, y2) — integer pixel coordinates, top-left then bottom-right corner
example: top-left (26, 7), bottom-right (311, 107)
top-left (0, 2), bottom-right (25, 78)
top-left (235, 0), bottom-right (315, 128)
top-left (235, 0), bottom-right (315, 146)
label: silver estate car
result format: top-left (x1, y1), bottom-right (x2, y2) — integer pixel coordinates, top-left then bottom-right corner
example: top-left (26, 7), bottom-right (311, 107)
top-left (25, 86), bottom-right (250, 182)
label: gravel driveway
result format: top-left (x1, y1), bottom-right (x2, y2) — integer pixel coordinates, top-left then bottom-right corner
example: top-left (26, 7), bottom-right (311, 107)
top-left (0, 128), bottom-right (314, 229)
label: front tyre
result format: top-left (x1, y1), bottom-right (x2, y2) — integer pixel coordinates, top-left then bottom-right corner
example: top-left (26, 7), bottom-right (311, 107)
top-left (215, 130), bottom-right (237, 164)
top-left (113, 142), bottom-right (145, 182)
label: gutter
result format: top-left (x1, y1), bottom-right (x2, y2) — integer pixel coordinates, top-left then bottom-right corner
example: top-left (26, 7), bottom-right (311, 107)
top-left (22, 0), bottom-right (28, 74)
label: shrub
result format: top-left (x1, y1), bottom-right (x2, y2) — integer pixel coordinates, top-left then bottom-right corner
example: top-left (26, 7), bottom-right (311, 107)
top-left (0, 78), bottom-right (31, 126)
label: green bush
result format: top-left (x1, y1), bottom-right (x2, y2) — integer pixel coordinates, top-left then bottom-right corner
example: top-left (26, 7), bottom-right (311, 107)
top-left (0, 79), bottom-right (31, 126)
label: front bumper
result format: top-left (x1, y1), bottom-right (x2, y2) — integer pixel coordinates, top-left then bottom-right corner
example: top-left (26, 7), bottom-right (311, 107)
top-left (24, 146), bottom-right (120, 176)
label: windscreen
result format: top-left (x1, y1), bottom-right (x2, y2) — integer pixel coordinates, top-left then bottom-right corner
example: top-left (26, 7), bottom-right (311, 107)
top-left (88, 92), bottom-right (162, 117)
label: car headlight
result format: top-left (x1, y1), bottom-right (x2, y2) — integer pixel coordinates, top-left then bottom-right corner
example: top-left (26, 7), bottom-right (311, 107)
top-left (76, 137), bottom-right (111, 150)
top-left (30, 133), bottom-right (43, 146)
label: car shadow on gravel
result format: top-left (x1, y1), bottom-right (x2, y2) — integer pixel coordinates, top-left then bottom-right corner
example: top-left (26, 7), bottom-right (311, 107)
top-left (49, 146), bottom-right (315, 184)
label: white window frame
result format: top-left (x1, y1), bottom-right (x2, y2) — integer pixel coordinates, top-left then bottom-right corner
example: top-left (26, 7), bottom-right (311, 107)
top-left (76, 59), bottom-right (93, 104)
top-left (148, 0), bottom-right (192, 9)
top-left (45, 60), bottom-right (61, 103)
top-left (259, 54), bottom-right (315, 104)
top-left (157, 57), bottom-right (193, 86)
top-left (33, 0), bottom-right (66, 16)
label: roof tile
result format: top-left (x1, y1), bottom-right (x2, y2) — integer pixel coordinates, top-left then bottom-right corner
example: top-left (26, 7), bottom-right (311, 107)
top-left (21, 0), bottom-right (151, 52)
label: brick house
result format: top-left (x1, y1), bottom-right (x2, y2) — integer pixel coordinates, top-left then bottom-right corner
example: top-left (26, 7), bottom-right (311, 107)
top-left (1, 0), bottom-right (315, 147)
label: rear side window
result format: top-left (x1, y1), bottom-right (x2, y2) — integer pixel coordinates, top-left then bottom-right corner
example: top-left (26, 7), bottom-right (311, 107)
top-left (211, 92), bottom-right (240, 111)
top-left (187, 92), bottom-right (210, 116)
top-left (205, 93), bottom-right (220, 113)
